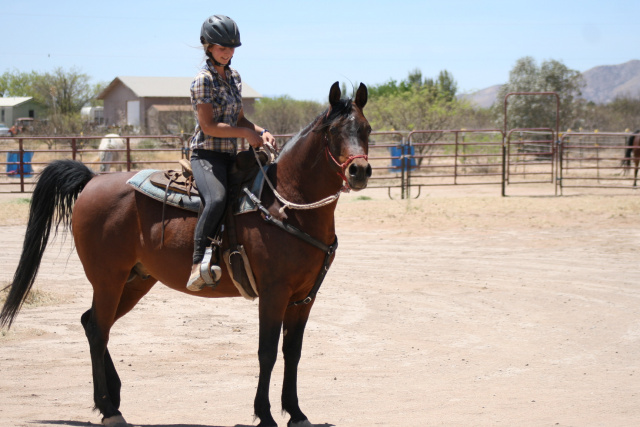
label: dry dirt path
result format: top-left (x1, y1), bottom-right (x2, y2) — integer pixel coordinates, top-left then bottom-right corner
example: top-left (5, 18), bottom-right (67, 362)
top-left (1, 187), bottom-right (639, 427)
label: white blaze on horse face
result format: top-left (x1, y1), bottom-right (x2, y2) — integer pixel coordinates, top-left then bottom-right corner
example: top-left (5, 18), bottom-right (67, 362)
top-left (345, 116), bottom-right (366, 157)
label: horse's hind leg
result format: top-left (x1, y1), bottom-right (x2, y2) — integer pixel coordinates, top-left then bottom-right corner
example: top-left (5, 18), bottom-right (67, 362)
top-left (82, 304), bottom-right (124, 424)
top-left (81, 273), bottom-right (156, 425)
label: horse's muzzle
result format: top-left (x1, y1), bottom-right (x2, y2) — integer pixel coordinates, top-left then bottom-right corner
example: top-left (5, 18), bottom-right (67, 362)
top-left (346, 157), bottom-right (372, 190)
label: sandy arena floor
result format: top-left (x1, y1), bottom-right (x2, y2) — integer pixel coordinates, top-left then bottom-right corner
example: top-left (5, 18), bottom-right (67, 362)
top-left (0, 184), bottom-right (639, 427)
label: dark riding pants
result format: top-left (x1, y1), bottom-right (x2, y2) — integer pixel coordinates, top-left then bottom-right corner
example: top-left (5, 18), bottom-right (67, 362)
top-left (190, 149), bottom-right (234, 264)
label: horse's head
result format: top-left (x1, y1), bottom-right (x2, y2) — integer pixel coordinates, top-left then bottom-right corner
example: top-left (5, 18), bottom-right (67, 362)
top-left (321, 82), bottom-right (372, 191)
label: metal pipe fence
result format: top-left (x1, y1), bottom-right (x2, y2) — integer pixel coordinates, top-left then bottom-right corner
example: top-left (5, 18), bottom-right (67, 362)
top-left (406, 129), bottom-right (505, 198)
top-left (504, 128), bottom-right (556, 183)
top-left (557, 132), bottom-right (637, 194)
top-left (2, 130), bottom-right (638, 197)
top-left (0, 135), bottom-right (185, 193)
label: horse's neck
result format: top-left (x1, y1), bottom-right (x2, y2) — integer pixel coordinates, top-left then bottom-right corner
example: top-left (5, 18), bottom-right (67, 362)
top-left (274, 130), bottom-right (343, 204)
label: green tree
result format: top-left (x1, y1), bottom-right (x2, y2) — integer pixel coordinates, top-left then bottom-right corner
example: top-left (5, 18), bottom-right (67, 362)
top-left (248, 96), bottom-right (324, 135)
top-left (33, 67), bottom-right (96, 115)
top-left (495, 57), bottom-right (585, 131)
top-left (366, 68), bottom-right (464, 131)
top-left (366, 69), bottom-right (468, 163)
top-left (0, 67), bottom-right (100, 115)
top-left (368, 69), bottom-right (458, 101)
top-left (0, 70), bottom-right (37, 98)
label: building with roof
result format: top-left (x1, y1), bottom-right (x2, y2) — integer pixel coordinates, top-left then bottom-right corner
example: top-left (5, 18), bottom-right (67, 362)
top-left (97, 76), bottom-right (262, 134)
top-left (0, 97), bottom-right (44, 128)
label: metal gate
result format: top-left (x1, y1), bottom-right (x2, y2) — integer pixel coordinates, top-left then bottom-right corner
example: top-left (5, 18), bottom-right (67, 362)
top-left (557, 131), bottom-right (637, 193)
top-left (501, 92), bottom-right (560, 196)
top-left (406, 129), bottom-right (504, 198)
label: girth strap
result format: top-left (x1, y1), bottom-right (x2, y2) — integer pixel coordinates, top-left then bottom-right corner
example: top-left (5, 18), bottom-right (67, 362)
top-left (243, 188), bottom-right (338, 306)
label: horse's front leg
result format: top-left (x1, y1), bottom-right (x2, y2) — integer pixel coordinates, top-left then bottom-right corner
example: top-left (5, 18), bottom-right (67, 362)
top-left (281, 303), bottom-right (314, 427)
top-left (254, 291), bottom-right (288, 427)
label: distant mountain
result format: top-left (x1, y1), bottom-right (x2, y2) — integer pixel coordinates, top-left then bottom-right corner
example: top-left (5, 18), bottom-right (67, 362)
top-left (462, 60), bottom-right (640, 107)
top-left (581, 60), bottom-right (640, 104)
top-left (460, 84), bottom-right (502, 108)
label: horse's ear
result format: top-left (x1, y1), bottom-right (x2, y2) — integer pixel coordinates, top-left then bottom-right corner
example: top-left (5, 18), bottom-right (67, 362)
top-left (355, 83), bottom-right (368, 110)
top-left (329, 81), bottom-right (341, 106)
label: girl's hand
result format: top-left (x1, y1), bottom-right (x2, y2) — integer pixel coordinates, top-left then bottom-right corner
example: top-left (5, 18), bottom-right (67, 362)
top-left (245, 129), bottom-right (264, 148)
top-left (261, 130), bottom-right (275, 145)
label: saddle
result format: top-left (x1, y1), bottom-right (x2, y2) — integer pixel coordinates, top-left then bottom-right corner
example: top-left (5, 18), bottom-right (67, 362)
top-left (126, 148), bottom-right (274, 300)
top-left (143, 150), bottom-right (270, 214)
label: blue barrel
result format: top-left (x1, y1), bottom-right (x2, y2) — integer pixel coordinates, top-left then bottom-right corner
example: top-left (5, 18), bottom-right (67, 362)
top-left (388, 145), bottom-right (417, 173)
top-left (6, 151), bottom-right (34, 178)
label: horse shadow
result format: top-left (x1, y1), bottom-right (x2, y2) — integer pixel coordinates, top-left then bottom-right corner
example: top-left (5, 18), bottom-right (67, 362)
top-left (34, 420), bottom-right (336, 427)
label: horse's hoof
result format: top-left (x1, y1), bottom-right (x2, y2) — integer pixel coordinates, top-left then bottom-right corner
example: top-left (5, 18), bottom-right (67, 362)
top-left (102, 414), bottom-right (129, 426)
top-left (289, 420), bottom-right (313, 427)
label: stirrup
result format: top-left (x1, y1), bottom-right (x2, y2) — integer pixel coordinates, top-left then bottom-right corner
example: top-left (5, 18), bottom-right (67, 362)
top-left (186, 247), bottom-right (222, 291)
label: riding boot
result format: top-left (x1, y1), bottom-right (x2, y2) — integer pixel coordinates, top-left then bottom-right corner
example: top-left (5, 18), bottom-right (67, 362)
top-left (186, 247), bottom-right (222, 291)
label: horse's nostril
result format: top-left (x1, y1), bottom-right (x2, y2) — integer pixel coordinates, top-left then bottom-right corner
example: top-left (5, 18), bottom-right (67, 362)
top-left (348, 163), bottom-right (372, 179)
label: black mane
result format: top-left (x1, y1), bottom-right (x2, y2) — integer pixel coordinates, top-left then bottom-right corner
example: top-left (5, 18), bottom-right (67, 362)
top-left (277, 97), bottom-right (354, 158)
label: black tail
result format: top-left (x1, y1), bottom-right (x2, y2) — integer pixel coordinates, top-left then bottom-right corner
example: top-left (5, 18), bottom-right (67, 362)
top-left (0, 160), bottom-right (95, 328)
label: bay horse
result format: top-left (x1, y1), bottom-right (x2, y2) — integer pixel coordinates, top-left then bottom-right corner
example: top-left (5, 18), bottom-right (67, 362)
top-left (0, 82), bottom-right (371, 427)
top-left (622, 129), bottom-right (640, 187)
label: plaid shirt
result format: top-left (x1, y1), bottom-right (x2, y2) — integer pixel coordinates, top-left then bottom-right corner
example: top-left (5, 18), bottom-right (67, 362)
top-left (189, 60), bottom-right (243, 153)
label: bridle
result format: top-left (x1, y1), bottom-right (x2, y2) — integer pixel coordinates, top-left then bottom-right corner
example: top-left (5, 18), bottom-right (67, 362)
top-left (324, 133), bottom-right (368, 191)
top-left (254, 108), bottom-right (369, 212)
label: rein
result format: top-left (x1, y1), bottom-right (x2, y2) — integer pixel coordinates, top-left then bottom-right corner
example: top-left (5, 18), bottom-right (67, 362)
top-left (243, 188), bottom-right (337, 307)
top-left (244, 127), bottom-right (363, 306)
top-left (252, 139), bottom-right (350, 214)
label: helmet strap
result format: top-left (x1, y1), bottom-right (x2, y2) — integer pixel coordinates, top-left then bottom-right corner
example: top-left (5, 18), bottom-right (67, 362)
top-left (212, 57), bottom-right (231, 67)
top-left (207, 52), bottom-right (231, 68)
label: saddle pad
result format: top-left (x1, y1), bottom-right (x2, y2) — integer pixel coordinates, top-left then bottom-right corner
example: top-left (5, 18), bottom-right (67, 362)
top-left (127, 169), bottom-right (201, 213)
top-left (126, 168), bottom-right (267, 215)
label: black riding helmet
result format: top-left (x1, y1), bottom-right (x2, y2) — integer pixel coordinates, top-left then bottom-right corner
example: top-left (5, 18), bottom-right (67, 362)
top-left (200, 15), bottom-right (241, 48)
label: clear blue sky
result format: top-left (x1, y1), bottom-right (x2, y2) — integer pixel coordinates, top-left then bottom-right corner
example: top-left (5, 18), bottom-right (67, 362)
top-left (1, 0), bottom-right (638, 102)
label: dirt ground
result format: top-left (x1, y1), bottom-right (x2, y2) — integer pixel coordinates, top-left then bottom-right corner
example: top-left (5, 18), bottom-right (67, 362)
top-left (1, 183), bottom-right (639, 427)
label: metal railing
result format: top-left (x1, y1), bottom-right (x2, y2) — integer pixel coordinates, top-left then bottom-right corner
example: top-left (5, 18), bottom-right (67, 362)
top-left (406, 129), bottom-right (505, 198)
top-left (0, 135), bottom-right (185, 193)
top-left (557, 132), bottom-right (637, 193)
top-left (3, 130), bottom-right (638, 197)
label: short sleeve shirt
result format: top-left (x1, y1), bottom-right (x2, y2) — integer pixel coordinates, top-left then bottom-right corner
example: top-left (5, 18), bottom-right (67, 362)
top-left (189, 60), bottom-right (243, 154)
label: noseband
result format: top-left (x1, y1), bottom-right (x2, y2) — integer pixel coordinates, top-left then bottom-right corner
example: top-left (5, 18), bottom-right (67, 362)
top-left (324, 134), bottom-right (368, 191)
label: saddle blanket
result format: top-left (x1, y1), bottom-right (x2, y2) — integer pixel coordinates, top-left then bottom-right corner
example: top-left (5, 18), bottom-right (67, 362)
top-left (126, 169), bottom-right (201, 212)
top-left (126, 168), bottom-right (266, 215)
